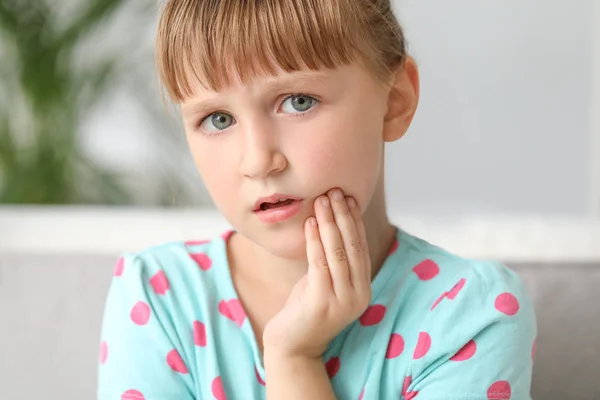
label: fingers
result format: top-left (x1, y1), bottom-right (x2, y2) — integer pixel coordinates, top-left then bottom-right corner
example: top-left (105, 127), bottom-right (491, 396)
top-left (314, 193), bottom-right (352, 300)
top-left (305, 216), bottom-right (332, 299)
top-left (344, 193), bottom-right (371, 284)
top-left (306, 188), bottom-right (371, 303)
top-left (327, 189), bottom-right (367, 291)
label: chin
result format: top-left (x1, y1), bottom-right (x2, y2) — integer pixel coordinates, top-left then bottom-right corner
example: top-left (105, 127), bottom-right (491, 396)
top-left (245, 220), bottom-right (309, 260)
top-left (267, 224), bottom-right (308, 259)
top-left (268, 239), bottom-right (307, 260)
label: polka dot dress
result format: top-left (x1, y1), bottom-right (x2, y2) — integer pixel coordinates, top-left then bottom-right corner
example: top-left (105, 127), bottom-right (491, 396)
top-left (97, 229), bottom-right (537, 399)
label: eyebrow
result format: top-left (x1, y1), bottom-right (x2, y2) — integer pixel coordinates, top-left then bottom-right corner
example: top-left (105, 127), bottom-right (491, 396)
top-left (181, 71), bottom-right (331, 117)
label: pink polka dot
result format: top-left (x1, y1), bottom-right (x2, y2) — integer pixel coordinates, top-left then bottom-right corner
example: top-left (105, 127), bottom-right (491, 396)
top-left (191, 253), bottom-right (212, 271)
top-left (325, 357), bottom-right (341, 379)
top-left (218, 299), bottom-right (247, 327)
top-left (255, 366), bottom-right (265, 386)
top-left (495, 293), bottom-right (520, 316)
top-left (211, 376), bottom-right (227, 400)
top-left (358, 388), bottom-right (365, 400)
top-left (99, 341), bottom-right (108, 364)
top-left (413, 259), bottom-right (440, 281)
top-left (386, 333), bottom-right (405, 359)
top-left (451, 340), bottom-right (477, 361)
top-left (166, 349), bottom-right (188, 374)
top-left (185, 239), bottom-right (210, 246)
top-left (413, 331), bottom-right (431, 359)
top-left (388, 239), bottom-right (399, 256)
top-left (430, 291), bottom-right (447, 311)
top-left (121, 389), bottom-right (145, 400)
top-left (193, 321), bottom-right (207, 347)
top-left (222, 230), bottom-right (234, 241)
top-left (401, 375), bottom-right (419, 399)
top-left (446, 278), bottom-right (466, 299)
top-left (114, 257), bottom-right (125, 277)
top-left (130, 301), bottom-right (150, 325)
top-left (532, 338), bottom-right (536, 360)
top-left (359, 304), bottom-right (386, 326)
top-left (150, 271), bottom-right (170, 295)
top-left (431, 278), bottom-right (467, 310)
top-left (405, 390), bottom-right (418, 400)
top-left (401, 375), bottom-right (411, 395)
top-left (487, 380), bottom-right (511, 400)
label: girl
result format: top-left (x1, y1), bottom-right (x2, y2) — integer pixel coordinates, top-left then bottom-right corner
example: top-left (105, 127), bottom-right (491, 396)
top-left (98, 1), bottom-right (537, 399)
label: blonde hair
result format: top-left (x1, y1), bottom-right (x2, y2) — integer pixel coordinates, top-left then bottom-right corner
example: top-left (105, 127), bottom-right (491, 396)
top-left (156, 0), bottom-right (408, 103)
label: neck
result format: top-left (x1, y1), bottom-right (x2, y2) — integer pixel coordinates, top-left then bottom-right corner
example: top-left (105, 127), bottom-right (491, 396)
top-left (230, 175), bottom-right (397, 295)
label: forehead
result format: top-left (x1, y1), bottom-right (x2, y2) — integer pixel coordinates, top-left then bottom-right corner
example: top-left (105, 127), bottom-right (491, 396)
top-left (202, 69), bottom-right (329, 95)
top-left (182, 58), bottom-right (378, 101)
top-left (178, 68), bottom-right (331, 117)
top-left (179, 62), bottom-right (371, 116)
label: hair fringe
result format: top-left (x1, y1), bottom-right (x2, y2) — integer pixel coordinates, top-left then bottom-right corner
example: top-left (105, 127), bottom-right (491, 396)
top-left (156, 0), bottom-right (407, 102)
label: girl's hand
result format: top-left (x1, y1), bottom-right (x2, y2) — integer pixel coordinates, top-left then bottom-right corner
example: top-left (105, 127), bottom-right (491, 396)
top-left (263, 188), bottom-right (372, 360)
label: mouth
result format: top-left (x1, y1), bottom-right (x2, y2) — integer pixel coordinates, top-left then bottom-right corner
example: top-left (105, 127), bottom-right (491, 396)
top-left (253, 194), bottom-right (304, 223)
top-left (253, 194), bottom-right (303, 212)
top-left (257, 198), bottom-right (296, 211)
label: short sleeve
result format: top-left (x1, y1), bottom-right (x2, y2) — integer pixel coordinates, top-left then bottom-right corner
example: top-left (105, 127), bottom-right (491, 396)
top-left (403, 260), bottom-right (537, 400)
top-left (97, 253), bottom-right (195, 400)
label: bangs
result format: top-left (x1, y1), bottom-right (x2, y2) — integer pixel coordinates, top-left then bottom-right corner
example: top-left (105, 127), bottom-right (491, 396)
top-left (156, 0), bottom-right (380, 102)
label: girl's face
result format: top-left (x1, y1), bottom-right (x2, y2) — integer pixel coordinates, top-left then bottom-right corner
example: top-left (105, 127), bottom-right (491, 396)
top-left (180, 62), bottom-right (392, 259)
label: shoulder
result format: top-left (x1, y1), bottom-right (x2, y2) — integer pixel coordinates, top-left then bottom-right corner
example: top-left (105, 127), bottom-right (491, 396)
top-left (113, 231), bottom-right (232, 282)
top-left (98, 234), bottom-right (233, 400)
top-left (396, 228), bottom-right (537, 347)
top-left (398, 229), bottom-right (533, 315)
top-left (105, 231), bottom-right (233, 320)
top-left (388, 230), bottom-right (536, 400)
top-left (390, 229), bottom-right (536, 346)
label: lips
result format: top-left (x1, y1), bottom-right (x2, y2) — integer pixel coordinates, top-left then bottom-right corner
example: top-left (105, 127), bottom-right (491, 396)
top-left (253, 195), bottom-right (303, 224)
top-left (254, 193), bottom-right (302, 212)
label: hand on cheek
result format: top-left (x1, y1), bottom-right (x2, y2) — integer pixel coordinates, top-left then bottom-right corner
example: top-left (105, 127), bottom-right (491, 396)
top-left (263, 188), bottom-right (372, 359)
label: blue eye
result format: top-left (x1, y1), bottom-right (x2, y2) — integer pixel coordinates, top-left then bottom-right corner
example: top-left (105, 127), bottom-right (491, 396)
top-left (199, 112), bottom-right (234, 133)
top-left (197, 94), bottom-right (318, 134)
top-left (281, 95), bottom-right (318, 114)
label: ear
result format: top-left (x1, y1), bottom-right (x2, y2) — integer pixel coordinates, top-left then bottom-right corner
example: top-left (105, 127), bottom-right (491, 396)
top-left (382, 56), bottom-right (420, 142)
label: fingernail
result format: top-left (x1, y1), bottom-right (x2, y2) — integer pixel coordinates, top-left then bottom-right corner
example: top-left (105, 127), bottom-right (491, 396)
top-left (322, 197), bottom-right (330, 207)
top-left (310, 217), bottom-right (317, 226)
top-left (347, 197), bottom-right (356, 208)
top-left (332, 189), bottom-right (343, 201)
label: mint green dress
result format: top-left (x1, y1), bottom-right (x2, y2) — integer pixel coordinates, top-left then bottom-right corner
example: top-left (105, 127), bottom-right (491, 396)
top-left (98, 228), bottom-right (536, 400)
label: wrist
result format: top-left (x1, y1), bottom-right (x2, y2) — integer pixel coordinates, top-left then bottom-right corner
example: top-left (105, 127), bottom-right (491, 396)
top-left (263, 346), bottom-right (323, 368)
top-left (262, 335), bottom-right (327, 361)
top-left (264, 348), bottom-right (336, 400)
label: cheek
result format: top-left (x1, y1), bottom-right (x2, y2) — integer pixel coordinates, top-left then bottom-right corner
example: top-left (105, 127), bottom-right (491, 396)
top-left (297, 119), bottom-right (383, 197)
top-left (186, 137), bottom-right (238, 202)
top-left (187, 138), bottom-right (214, 179)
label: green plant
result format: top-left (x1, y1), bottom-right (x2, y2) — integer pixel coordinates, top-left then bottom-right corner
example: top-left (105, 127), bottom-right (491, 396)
top-left (0, 0), bottom-right (151, 204)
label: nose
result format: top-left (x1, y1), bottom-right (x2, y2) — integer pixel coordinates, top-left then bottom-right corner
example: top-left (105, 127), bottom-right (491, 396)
top-left (239, 120), bottom-right (287, 179)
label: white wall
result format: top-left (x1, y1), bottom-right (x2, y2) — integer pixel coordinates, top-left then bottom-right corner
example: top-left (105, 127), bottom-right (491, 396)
top-left (590, 0), bottom-right (600, 217)
top-left (387, 0), bottom-right (596, 217)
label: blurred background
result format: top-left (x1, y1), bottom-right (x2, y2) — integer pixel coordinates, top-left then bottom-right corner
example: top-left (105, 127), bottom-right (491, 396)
top-left (0, 0), bottom-right (204, 207)
top-left (0, 0), bottom-right (599, 399)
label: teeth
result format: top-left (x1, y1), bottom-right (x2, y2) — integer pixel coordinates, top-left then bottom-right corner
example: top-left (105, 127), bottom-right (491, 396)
top-left (259, 198), bottom-right (293, 210)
